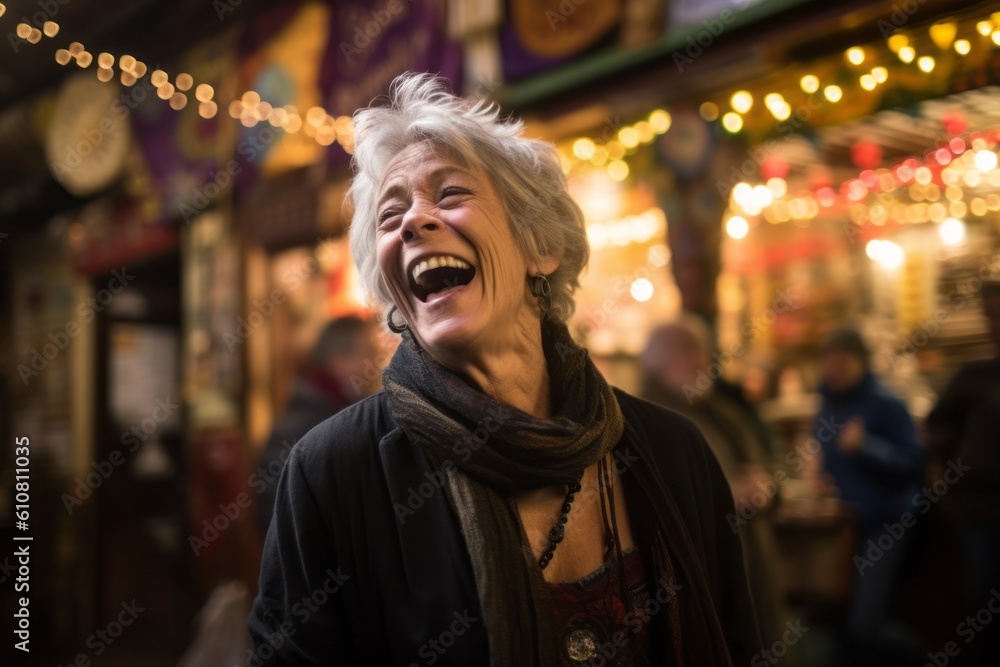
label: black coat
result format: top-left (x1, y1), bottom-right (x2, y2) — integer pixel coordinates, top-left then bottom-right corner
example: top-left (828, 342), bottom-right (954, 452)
top-left (248, 388), bottom-right (762, 665)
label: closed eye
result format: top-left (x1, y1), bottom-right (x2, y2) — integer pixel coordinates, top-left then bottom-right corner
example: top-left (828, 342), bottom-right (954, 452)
top-left (378, 208), bottom-right (402, 227)
top-left (439, 186), bottom-right (471, 202)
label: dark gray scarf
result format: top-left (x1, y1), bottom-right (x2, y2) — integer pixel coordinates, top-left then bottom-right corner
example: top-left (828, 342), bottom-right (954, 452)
top-left (383, 319), bottom-right (729, 665)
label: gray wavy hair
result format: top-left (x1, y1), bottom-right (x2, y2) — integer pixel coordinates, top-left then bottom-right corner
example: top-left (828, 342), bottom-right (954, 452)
top-left (347, 72), bottom-right (589, 323)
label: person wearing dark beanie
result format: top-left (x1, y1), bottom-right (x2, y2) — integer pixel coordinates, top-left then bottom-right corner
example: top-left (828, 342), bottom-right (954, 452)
top-left (815, 326), bottom-right (924, 665)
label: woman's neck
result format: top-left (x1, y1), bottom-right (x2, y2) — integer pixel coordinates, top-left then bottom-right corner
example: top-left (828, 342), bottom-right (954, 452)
top-left (429, 316), bottom-right (553, 419)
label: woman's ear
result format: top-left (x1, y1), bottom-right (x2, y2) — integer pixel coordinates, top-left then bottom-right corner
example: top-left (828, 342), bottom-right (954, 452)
top-left (528, 253), bottom-right (560, 277)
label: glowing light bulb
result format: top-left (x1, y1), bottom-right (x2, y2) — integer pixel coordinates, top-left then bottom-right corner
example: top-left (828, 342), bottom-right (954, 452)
top-left (939, 217), bottom-right (966, 246)
top-left (630, 278), bottom-right (654, 302)
top-left (726, 215), bottom-right (749, 239)
top-left (800, 74), bottom-right (819, 94)
top-left (730, 90), bottom-right (753, 114)
top-left (572, 138), bottom-right (595, 160)
top-left (648, 109), bottom-right (671, 133)
top-left (721, 112), bottom-right (743, 133)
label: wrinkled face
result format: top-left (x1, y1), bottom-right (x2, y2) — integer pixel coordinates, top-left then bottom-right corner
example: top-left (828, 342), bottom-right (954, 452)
top-left (375, 143), bottom-right (538, 359)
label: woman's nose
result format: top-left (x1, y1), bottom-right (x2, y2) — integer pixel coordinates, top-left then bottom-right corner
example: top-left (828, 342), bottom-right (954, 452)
top-left (399, 206), bottom-right (442, 243)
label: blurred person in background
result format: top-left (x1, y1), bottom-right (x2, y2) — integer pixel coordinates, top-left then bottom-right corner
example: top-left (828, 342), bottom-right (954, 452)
top-left (249, 74), bottom-right (762, 665)
top-left (815, 327), bottom-right (924, 665)
top-left (926, 280), bottom-right (1000, 666)
top-left (256, 315), bottom-right (380, 536)
top-left (640, 316), bottom-right (792, 662)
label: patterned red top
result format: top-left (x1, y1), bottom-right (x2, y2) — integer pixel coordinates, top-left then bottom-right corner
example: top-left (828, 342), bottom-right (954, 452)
top-left (547, 547), bottom-right (654, 666)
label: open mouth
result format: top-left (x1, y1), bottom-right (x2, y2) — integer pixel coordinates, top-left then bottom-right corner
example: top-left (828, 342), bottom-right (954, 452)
top-left (408, 255), bottom-right (477, 303)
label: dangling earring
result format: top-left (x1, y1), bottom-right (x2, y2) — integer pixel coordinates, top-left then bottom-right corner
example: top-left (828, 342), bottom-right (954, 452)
top-left (386, 305), bottom-right (408, 334)
top-left (529, 273), bottom-right (551, 317)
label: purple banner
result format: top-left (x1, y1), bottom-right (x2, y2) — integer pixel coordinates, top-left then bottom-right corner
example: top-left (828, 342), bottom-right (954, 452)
top-left (319, 0), bottom-right (463, 120)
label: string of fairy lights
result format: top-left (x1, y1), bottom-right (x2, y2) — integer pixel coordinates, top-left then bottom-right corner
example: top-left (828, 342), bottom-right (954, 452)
top-left (556, 8), bottom-right (1000, 183)
top-left (3, 2), bottom-right (1000, 189)
top-left (0, 2), bottom-right (356, 151)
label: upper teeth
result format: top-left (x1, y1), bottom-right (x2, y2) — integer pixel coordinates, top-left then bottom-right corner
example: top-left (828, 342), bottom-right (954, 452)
top-left (411, 256), bottom-right (471, 282)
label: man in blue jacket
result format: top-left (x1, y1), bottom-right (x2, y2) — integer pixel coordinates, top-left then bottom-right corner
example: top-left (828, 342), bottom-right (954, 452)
top-left (815, 327), bottom-right (924, 664)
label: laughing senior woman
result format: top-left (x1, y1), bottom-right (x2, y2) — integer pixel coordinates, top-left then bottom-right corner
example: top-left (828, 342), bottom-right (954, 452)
top-left (249, 74), bottom-right (761, 666)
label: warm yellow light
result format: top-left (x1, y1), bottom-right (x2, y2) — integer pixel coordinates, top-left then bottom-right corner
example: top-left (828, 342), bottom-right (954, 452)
top-left (871, 66), bottom-right (888, 83)
top-left (846, 47), bottom-right (865, 65)
top-left (939, 218), bottom-right (966, 246)
top-left (195, 84), bottom-right (214, 102)
top-left (954, 39), bottom-right (971, 55)
top-left (898, 46), bottom-right (915, 63)
top-left (199, 101), bottom-right (218, 119)
top-left (54, 49), bottom-right (71, 65)
top-left (766, 177), bottom-right (787, 198)
top-left (975, 150), bottom-right (998, 172)
top-left (887, 34), bottom-right (908, 52)
top-left (42, 21), bottom-right (58, 37)
top-left (770, 101), bottom-right (791, 121)
top-left (175, 73), bottom-right (193, 91)
top-left (151, 69), bottom-right (168, 87)
top-left (800, 74), bottom-right (819, 94)
top-left (648, 109), bottom-right (671, 133)
top-left (929, 21), bottom-right (957, 49)
top-left (241, 90), bottom-right (261, 109)
top-left (589, 145), bottom-right (608, 167)
top-left (730, 90), bottom-right (753, 114)
top-left (120, 71), bottom-right (136, 86)
top-left (992, 30), bottom-right (1000, 47)
top-left (917, 56), bottom-right (935, 72)
top-left (634, 121), bottom-right (655, 144)
top-left (977, 21), bottom-right (993, 36)
top-left (630, 278), bottom-right (654, 302)
top-left (96, 67), bottom-right (113, 83)
top-left (823, 85), bottom-right (843, 102)
top-left (16, 23), bottom-right (30, 39)
top-left (860, 74), bottom-right (877, 91)
top-left (726, 215), bottom-right (749, 240)
top-left (732, 183), bottom-right (753, 206)
top-left (721, 112), bottom-right (743, 133)
top-left (608, 160), bottom-right (630, 182)
top-left (606, 141), bottom-right (626, 160)
top-left (156, 83), bottom-right (175, 100)
top-left (699, 102), bottom-right (719, 122)
top-left (169, 92), bottom-right (188, 111)
top-left (618, 126), bottom-right (639, 149)
top-left (76, 51), bottom-right (92, 67)
top-left (572, 138), bottom-right (596, 160)
top-left (866, 240), bottom-right (904, 268)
